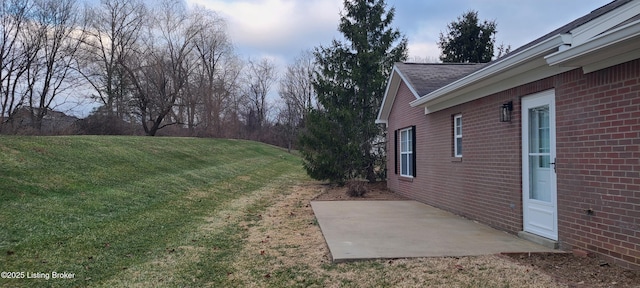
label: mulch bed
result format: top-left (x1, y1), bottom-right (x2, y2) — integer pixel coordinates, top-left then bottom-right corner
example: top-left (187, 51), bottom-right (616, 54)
top-left (312, 181), bottom-right (409, 201)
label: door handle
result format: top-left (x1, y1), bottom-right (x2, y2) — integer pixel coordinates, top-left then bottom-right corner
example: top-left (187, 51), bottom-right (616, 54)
top-left (550, 158), bottom-right (556, 173)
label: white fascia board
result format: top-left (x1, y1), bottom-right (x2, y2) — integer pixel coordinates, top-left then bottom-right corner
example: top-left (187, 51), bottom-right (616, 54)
top-left (375, 65), bottom-right (421, 125)
top-left (570, 0), bottom-right (640, 45)
top-left (545, 20), bottom-right (640, 70)
top-left (375, 66), bottom-right (401, 125)
top-left (375, 67), bottom-right (400, 125)
top-left (374, 119), bottom-right (388, 125)
top-left (410, 34), bottom-right (571, 109)
top-left (423, 64), bottom-right (574, 114)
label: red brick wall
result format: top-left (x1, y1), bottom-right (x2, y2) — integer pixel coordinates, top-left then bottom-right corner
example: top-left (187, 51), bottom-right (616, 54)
top-left (385, 59), bottom-right (640, 269)
top-left (386, 81), bottom-right (427, 196)
top-left (387, 78), bottom-right (531, 232)
top-left (555, 59), bottom-right (640, 269)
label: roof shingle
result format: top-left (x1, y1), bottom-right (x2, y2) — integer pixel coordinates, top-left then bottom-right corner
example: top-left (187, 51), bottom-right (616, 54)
top-left (395, 63), bottom-right (487, 97)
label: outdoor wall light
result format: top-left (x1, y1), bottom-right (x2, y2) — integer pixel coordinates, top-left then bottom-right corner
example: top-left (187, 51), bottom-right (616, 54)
top-left (500, 101), bottom-right (513, 122)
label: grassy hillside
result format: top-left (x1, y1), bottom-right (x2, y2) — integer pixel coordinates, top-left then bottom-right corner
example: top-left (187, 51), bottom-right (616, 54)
top-left (0, 136), bottom-right (307, 287)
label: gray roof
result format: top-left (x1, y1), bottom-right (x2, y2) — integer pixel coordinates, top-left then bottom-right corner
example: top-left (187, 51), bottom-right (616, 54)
top-left (395, 63), bottom-right (487, 96)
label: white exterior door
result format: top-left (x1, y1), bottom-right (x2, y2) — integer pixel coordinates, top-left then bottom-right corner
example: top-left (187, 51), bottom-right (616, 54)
top-left (522, 90), bottom-right (558, 240)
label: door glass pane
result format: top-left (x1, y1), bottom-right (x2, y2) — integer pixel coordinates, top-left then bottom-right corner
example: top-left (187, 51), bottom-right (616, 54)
top-left (538, 155), bottom-right (550, 168)
top-left (529, 157), bottom-right (551, 201)
top-left (529, 106), bottom-right (551, 202)
top-left (538, 109), bottom-right (549, 154)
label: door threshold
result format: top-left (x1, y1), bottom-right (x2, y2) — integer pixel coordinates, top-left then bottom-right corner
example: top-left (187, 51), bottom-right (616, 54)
top-left (518, 231), bottom-right (559, 249)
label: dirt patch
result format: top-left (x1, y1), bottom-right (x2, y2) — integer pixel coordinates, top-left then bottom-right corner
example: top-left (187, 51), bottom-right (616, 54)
top-left (504, 253), bottom-right (640, 288)
top-left (312, 181), bottom-right (409, 201)
top-left (315, 181), bottom-right (640, 287)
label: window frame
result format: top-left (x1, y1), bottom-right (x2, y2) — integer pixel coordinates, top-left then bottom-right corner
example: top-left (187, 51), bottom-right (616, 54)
top-left (399, 127), bottom-right (414, 177)
top-left (454, 114), bottom-right (462, 157)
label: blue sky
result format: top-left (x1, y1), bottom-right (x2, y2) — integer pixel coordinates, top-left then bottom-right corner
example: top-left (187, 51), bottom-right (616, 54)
top-left (185, 0), bottom-right (613, 65)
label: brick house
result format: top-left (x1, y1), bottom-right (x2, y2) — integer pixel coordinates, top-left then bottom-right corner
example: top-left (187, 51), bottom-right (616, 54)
top-left (376, 0), bottom-right (640, 269)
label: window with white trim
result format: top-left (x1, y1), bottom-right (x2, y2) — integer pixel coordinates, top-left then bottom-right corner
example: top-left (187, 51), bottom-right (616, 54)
top-left (400, 127), bottom-right (414, 177)
top-left (454, 114), bottom-right (462, 157)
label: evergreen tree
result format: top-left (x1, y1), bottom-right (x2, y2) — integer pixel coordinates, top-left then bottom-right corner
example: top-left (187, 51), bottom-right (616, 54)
top-left (299, 0), bottom-right (407, 184)
top-left (438, 10), bottom-right (498, 63)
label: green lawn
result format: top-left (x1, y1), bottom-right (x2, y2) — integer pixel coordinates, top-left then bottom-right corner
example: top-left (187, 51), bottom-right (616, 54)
top-left (0, 136), bottom-right (571, 288)
top-left (0, 136), bottom-right (307, 287)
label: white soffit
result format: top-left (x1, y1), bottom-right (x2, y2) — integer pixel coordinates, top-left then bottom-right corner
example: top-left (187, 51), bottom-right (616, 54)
top-left (545, 19), bottom-right (640, 73)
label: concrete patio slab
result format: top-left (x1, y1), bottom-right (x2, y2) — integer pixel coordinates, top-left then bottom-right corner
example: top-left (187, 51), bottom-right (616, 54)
top-left (311, 200), bottom-right (558, 262)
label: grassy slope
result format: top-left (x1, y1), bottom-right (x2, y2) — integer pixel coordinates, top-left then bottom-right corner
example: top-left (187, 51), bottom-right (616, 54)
top-left (0, 136), bottom-right (307, 287)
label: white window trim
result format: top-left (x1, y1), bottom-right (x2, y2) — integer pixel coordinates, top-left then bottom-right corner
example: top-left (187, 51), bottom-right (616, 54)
top-left (454, 114), bottom-right (462, 157)
top-left (400, 127), bottom-right (413, 177)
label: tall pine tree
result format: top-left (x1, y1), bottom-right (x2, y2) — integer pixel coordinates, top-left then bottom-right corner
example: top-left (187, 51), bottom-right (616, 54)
top-left (299, 0), bottom-right (407, 184)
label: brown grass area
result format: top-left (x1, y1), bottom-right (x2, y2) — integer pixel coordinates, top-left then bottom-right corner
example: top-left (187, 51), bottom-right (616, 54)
top-left (230, 182), bottom-right (564, 287)
top-left (101, 180), bottom-right (638, 287)
top-left (99, 179), bottom-right (293, 287)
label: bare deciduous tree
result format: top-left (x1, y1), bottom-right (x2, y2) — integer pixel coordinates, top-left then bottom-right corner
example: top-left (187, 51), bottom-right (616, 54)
top-left (121, 0), bottom-right (205, 136)
top-left (207, 55), bottom-right (243, 137)
top-left (217, 56), bottom-right (244, 138)
top-left (0, 0), bottom-right (32, 132)
top-left (24, 0), bottom-right (85, 130)
top-left (1, 0), bottom-right (297, 141)
top-left (277, 50), bottom-right (317, 151)
top-left (79, 0), bottom-right (146, 121)
top-left (182, 8), bottom-right (232, 136)
top-left (243, 57), bottom-right (277, 136)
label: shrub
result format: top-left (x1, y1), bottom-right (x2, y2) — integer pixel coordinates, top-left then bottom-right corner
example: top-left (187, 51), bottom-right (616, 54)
top-left (346, 179), bottom-right (368, 197)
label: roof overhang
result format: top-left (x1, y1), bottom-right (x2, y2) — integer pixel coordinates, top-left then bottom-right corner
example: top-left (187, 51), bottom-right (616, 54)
top-left (545, 19), bottom-right (640, 73)
top-left (375, 65), bottom-right (420, 125)
top-left (410, 34), bottom-right (574, 114)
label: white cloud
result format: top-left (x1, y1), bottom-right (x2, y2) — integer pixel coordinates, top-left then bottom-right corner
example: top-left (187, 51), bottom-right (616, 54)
top-left (187, 0), bottom-right (341, 52)
top-left (407, 41), bottom-right (440, 62)
top-left (185, 0), bottom-right (613, 66)
top-left (404, 21), bottom-right (443, 61)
